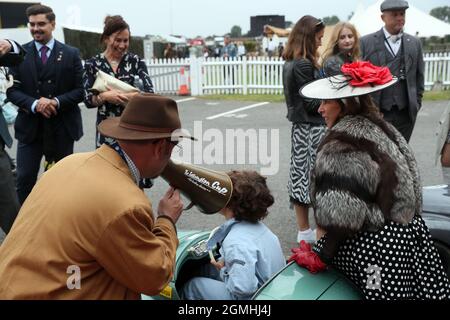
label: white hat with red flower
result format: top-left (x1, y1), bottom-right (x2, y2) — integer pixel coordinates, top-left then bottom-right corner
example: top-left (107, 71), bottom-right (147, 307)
top-left (300, 61), bottom-right (398, 100)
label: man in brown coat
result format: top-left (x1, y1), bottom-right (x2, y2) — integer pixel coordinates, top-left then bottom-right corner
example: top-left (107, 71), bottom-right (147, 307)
top-left (0, 93), bottom-right (195, 299)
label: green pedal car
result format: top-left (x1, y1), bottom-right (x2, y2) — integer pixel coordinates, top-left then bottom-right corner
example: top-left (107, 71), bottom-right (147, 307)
top-left (141, 230), bottom-right (363, 300)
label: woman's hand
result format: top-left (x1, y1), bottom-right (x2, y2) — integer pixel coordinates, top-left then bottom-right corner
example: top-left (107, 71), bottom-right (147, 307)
top-left (91, 94), bottom-right (104, 107)
top-left (99, 85), bottom-right (129, 106)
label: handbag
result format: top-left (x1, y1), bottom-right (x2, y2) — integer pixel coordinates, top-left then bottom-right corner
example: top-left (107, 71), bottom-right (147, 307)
top-left (0, 93), bottom-right (17, 125)
top-left (90, 69), bottom-right (139, 94)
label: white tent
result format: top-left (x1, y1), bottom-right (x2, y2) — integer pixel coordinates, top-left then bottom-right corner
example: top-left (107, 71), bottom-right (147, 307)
top-left (350, 0), bottom-right (450, 38)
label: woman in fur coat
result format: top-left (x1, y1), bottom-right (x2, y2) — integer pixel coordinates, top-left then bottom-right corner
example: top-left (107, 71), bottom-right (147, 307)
top-left (291, 61), bottom-right (450, 299)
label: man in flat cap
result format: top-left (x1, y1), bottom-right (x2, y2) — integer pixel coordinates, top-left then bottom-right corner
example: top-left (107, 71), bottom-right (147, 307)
top-left (0, 93), bottom-right (195, 299)
top-left (360, 0), bottom-right (424, 142)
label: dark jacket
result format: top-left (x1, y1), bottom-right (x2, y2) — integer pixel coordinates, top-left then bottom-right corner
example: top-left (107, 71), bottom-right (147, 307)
top-left (322, 52), bottom-right (353, 76)
top-left (0, 40), bottom-right (25, 67)
top-left (283, 58), bottom-right (324, 125)
top-left (6, 40), bottom-right (84, 144)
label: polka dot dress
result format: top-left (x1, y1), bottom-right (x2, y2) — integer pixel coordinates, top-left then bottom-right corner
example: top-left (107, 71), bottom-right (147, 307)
top-left (314, 215), bottom-right (450, 300)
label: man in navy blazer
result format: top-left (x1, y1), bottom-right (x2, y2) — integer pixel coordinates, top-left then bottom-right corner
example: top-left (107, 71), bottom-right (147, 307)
top-left (0, 39), bottom-right (24, 234)
top-left (7, 4), bottom-right (84, 204)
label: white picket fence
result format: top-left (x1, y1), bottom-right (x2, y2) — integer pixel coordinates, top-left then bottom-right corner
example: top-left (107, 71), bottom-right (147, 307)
top-left (146, 58), bottom-right (191, 95)
top-left (147, 53), bottom-right (450, 96)
top-left (423, 52), bottom-right (450, 89)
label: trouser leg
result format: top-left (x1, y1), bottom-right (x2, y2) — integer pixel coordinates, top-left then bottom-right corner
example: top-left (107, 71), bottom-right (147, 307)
top-left (382, 107), bottom-right (414, 142)
top-left (16, 141), bottom-right (43, 205)
top-left (54, 123), bottom-right (75, 161)
top-left (0, 147), bottom-right (20, 234)
top-left (182, 277), bottom-right (234, 300)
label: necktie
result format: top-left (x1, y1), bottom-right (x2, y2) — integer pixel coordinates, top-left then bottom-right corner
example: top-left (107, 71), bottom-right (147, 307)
top-left (389, 34), bottom-right (402, 44)
top-left (40, 46), bottom-right (49, 64)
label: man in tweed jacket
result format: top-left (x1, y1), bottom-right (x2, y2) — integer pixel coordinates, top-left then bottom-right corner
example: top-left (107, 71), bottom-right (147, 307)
top-left (360, 0), bottom-right (424, 142)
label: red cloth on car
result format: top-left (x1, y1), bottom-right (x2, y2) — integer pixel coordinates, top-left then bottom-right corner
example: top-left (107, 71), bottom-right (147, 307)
top-left (288, 240), bottom-right (327, 274)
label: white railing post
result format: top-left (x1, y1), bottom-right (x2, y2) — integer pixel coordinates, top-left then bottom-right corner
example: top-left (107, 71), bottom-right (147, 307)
top-left (198, 58), bottom-right (204, 96)
top-left (189, 57), bottom-right (202, 96)
top-left (242, 56), bottom-right (248, 95)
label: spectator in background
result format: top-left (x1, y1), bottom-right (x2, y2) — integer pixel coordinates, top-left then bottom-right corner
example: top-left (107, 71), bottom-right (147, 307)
top-left (237, 41), bottom-right (246, 58)
top-left (438, 105), bottom-right (450, 182)
top-left (164, 43), bottom-right (176, 59)
top-left (214, 46), bottom-right (221, 58)
top-left (0, 38), bottom-right (24, 234)
top-left (277, 42), bottom-right (284, 58)
top-left (267, 37), bottom-right (277, 58)
top-left (6, 4), bottom-right (84, 205)
top-left (360, 0), bottom-right (424, 142)
top-left (220, 35), bottom-right (237, 59)
top-left (83, 15), bottom-right (154, 149)
top-left (203, 46), bottom-right (210, 58)
top-left (321, 22), bottom-right (360, 76)
top-left (282, 16), bottom-right (326, 244)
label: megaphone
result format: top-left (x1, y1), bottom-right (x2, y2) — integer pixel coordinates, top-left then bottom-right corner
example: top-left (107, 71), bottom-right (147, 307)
top-left (161, 159), bottom-right (233, 215)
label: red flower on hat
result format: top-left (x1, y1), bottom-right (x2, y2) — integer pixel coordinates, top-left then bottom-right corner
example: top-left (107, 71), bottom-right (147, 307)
top-left (341, 61), bottom-right (393, 87)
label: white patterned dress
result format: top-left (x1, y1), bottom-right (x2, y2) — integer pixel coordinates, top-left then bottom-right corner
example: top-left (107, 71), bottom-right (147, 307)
top-left (288, 123), bottom-right (326, 205)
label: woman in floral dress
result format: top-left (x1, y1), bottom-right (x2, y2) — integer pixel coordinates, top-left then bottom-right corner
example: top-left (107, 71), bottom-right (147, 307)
top-left (83, 15), bottom-right (153, 148)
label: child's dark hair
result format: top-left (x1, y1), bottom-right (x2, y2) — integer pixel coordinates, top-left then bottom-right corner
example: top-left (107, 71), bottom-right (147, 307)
top-left (226, 171), bottom-right (274, 223)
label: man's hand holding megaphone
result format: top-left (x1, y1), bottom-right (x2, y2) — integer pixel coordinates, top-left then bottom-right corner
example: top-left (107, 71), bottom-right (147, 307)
top-left (157, 187), bottom-right (184, 225)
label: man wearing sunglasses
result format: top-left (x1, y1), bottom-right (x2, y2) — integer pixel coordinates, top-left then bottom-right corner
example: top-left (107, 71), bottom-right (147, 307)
top-left (360, 0), bottom-right (424, 142)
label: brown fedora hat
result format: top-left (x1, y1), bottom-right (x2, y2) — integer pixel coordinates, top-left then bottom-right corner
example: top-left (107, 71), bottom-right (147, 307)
top-left (98, 93), bottom-right (196, 141)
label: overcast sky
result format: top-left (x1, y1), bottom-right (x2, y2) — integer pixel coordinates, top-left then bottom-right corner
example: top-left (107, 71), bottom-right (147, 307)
top-left (43, 0), bottom-right (449, 38)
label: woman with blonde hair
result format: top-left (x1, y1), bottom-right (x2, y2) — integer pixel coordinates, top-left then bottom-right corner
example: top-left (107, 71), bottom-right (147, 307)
top-left (321, 22), bottom-right (360, 76)
top-left (282, 16), bottom-right (326, 243)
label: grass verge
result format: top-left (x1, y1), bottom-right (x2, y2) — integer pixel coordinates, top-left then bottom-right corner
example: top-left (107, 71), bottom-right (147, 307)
top-left (423, 90), bottom-right (450, 101)
top-left (196, 90), bottom-right (450, 103)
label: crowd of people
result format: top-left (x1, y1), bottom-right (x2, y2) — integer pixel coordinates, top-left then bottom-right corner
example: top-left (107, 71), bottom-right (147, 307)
top-left (283, 0), bottom-right (449, 299)
top-left (0, 0), bottom-right (449, 300)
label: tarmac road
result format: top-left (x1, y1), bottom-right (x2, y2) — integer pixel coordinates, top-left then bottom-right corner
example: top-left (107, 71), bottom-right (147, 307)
top-left (1, 97), bottom-right (449, 256)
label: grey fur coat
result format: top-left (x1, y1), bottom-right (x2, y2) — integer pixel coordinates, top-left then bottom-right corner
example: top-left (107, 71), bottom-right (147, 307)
top-left (311, 115), bottom-right (422, 235)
